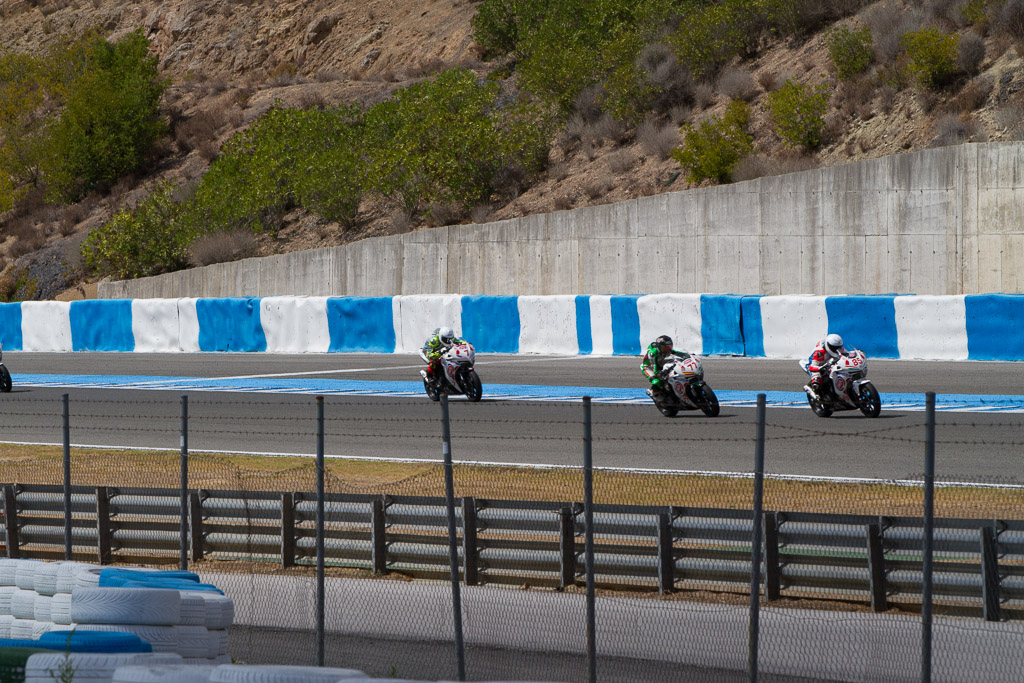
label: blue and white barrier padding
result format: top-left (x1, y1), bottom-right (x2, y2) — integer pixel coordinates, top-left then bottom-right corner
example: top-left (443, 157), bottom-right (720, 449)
top-left (0, 293), bottom-right (1021, 360)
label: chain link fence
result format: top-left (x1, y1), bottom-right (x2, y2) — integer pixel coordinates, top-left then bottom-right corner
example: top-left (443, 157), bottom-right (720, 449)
top-left (0, 390), bottom-right (1021, 682)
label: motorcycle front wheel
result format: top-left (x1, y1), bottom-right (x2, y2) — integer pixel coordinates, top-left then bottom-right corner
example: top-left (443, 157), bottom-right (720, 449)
top-left (698, 384), bottom-right (720, 417)
top-left (0, 365), bottom-right (10, 393)
top-left (857, 383), bottom-right (881, 418)
top-left (808, 392), bottom-right (833, 417)
top-left (463, 369), bottom-right (483, 402)
top-left (423, 378), bottom-right (440, 402)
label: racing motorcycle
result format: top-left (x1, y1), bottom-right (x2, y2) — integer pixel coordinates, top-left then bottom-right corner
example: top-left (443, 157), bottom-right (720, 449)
top-left (800, 349), bottom-right (881, 418)
top-left (646, 353), bottom-right (720, 417)
top-left (0, 344), bottom-right (10, 393)
top-left (419, 341), bottom-right (482, 402)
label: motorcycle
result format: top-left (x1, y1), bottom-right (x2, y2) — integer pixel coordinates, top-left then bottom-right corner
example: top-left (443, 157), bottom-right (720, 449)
top-left (800, 349), bottom-right (881, 418)
top-left (419, 342), bottom-right (483, 402)
top-left (646, 353), bottom-right (720, 417)
top-left (0, 344), bottom-right (10, 393)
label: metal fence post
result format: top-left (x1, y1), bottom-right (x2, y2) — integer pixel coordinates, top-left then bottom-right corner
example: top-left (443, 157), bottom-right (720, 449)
top-left (62, 393), bottom-right (72, 560)
top-left (922, 392), bottom-right (935, 683)
top-left (866, 522), bottom-right (887, 612)
top-left (180, 395), bottom-right (189, 571)
top-left (3, 485), bottom-right (19, 558)
top-left (440, 394), bottom-right (466, 681)
top-left (315, 396), bottom-right (325, 668)
top-left (462, 496), bottom-right (478, 587)
top-left (95, 487), bottom-right (112, 565)
top-left (980, 525), bottom-right (1001, 622)
top-left (582, 396), bottom-right (596, 683)
top-left (281, 493), bottom-right (295, 569)
top-left (748, 393), bottom-right (766, 683)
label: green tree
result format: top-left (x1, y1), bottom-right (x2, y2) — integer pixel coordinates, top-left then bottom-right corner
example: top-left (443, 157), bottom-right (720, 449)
top-left (902, 27), bottom-right (959, 90)
top-left (767, 79), bottom-right (830, 150)
top-left (40, 29), bottom-right (167, 202)
top-left (825, 26), bottom-right (873, 79)
top-left (671, 100), bottom-right (753, 184)
top-left (82, 182), bottom-right (195, 279)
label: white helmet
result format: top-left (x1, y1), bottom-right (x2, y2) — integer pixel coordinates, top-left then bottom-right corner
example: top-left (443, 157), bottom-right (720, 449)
top-left (438, 326), bottom-right (455, 344)
top-left (824, 333), bottom-right (844, 357)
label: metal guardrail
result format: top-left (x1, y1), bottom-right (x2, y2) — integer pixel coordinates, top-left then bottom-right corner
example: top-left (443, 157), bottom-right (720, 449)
top-left (2, 483), bottom-right (1021, 620)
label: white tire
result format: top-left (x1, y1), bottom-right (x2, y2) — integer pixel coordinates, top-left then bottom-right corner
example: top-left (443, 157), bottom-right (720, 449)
top-left (75, 623), bottom-right (179, 653)
top-left (0, 558), bottom-right (19, 586)
top-left (72, 587), bottom-right (181, 626)
top-left (180, 593), bottom-right (207, 626)
top-left (182, 591), bottom-right (234, 629)
top-left (10, 617), bottom-right (39, 639)
top-left (33, 562), bottom-right (61, 596)
top-left (0, 584), bottom-right (16, 615)
top-left (209, 665), bottom-right (369, 682)
top-left (15, 560), bottom-right (41, 590)
top-left (113, 664), bottom-right (217, 683)
top-left (33, 593), bottom-right (53, 622)
top-left (208, 629), bottom-right (229, 656)
top-left (26, 653), bottom-right (184, 682)
top-left (11, 588), bottom-right (37, 619)
top-left (73, 565), bottom-right (104, 588)
top-left (0, 613), bottom-right (13, 637)
top-left (31, 619), bottom-right (52, 638)
top-left (173, 625), bottom-right (212, 658)
top-left (51, 592), bottom-right (73, 624)
top-left (184, 655), bottom-right (230, 665)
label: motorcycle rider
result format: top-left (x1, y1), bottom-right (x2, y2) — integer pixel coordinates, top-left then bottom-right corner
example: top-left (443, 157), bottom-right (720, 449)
top-left (641, 335), bottom-right (689, 396)
top-left (807, 333), bottom-right (848, 396)
top-left (421, 326), bottom-right (465, 385)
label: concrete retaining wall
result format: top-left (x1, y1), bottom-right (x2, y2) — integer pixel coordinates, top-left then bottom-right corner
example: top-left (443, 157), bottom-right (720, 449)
top-left (7, 294), bottom-right (1023, 360)
top-left (98, 142), bottom-right (1024, 300)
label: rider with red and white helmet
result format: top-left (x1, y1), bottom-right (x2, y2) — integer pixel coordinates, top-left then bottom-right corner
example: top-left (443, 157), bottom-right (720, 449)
top-left (807, 333), bottom-right (848, 395)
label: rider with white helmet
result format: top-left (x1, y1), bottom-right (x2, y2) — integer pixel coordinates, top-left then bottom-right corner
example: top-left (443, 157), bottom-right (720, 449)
top-left (807, 333), bottom-right (848, 395)
top-left (422, 326), bottom-right (465, 384)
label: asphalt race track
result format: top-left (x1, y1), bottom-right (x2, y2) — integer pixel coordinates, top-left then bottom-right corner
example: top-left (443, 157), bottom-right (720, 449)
top-left (0, 352), bottom-right (1022, 482)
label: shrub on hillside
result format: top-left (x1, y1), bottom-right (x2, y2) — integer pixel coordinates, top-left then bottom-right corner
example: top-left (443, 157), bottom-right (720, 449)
top-left (670, 100), bottom-right (753, 184)
top-left (767, 80), bottom-right (830, 150)
top-left (637, 117), bottom-right (681, 159)
top-left (902, 27), bottom-right (959, 89)
top-left (957, 32), bottom-right (986, 74)
top-left (1001, 0), bottom-right (1024, 38)
top-left (82, 182), bottom-right (194, 279)
top-left (825, 26), bottom-right (874, 78)
top-left (40, 29), bottom-right (167, 203)
top-left (188, 229), bottom-right (259, 267)
top-left (717, 66), bottom-right (759, 101)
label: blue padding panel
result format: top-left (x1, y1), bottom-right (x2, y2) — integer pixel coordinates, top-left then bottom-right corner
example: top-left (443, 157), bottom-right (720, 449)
top-left (196, 298), bottom-right (267, 352)
top-left (610, 295), bottom-right (642, 355)
top-left (700, 295), bottom-right (744, 356)
top-left (825, 296), bottom-right (899, 358)
top-left (70, 300), bottom-right (134, 352)
top-left (0, 302), bottom-right (22, 351)
top-left (40, 631), bottom-right (152, 653)
top-left (575, 296), bottom-right (592, 355)
top-left (966, 294), bottom-right (1024, 360)
top-left (739, 296), bottom-right (764, 357)
top-left (461, 296), bottom-right (520, 353)
top-left (327, 297), bottom-right (396, 353)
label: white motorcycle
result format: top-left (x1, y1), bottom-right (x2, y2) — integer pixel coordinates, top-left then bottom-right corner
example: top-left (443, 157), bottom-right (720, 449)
top-left (800, 350), bottom-right (881, 418)
top-left (646, 354), bottom-right (720, 417)
top-left (419, 342), bottom-right (483, 402)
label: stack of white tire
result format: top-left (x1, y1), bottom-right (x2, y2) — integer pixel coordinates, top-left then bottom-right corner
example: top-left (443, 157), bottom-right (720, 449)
top-left (0, 559), bottom-right (232, 664)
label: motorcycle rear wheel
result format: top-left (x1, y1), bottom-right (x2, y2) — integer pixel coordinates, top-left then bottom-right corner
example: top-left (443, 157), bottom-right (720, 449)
top-left (698, 385), bottom-right (720, 417)
top-left (463, 369), bottom-right (483, 402)
top-left (808, 393), bottom-right (833, 417)
top-left (0, 365), bottom-right (10, 393)
top-left (656, 401), bottom-right (678, 417)
top-left (857, 384), bottom-right (881, 418)
top-left (423, 378), bottom-right (440, 402)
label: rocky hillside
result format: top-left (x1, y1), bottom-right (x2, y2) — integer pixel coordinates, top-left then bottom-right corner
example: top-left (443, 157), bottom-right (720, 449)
top-left (0, 0), bottom-right (1022, 300)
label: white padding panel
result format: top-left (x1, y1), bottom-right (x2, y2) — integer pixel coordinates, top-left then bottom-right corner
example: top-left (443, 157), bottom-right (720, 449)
top-left (517, 296), bottom-right (578, 355)
top-left (260, 297), bottom-right (330, 353)
top-left (177, 298), bottom-right (201, 353)
top-left (894, 295), bottom-right (968, 360)
top-left (393, 295), bottom-right (462, 353)
top-left (637, 294), bottom-right (703, 355)
top-left (21, 301), bottom-right (72, 352)
top-left (760, 296), bottom-right (828, 359)
top-left (589, 296), bottom-right (614, 356)
top-left (132, 299), bottom-right (183, 353)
